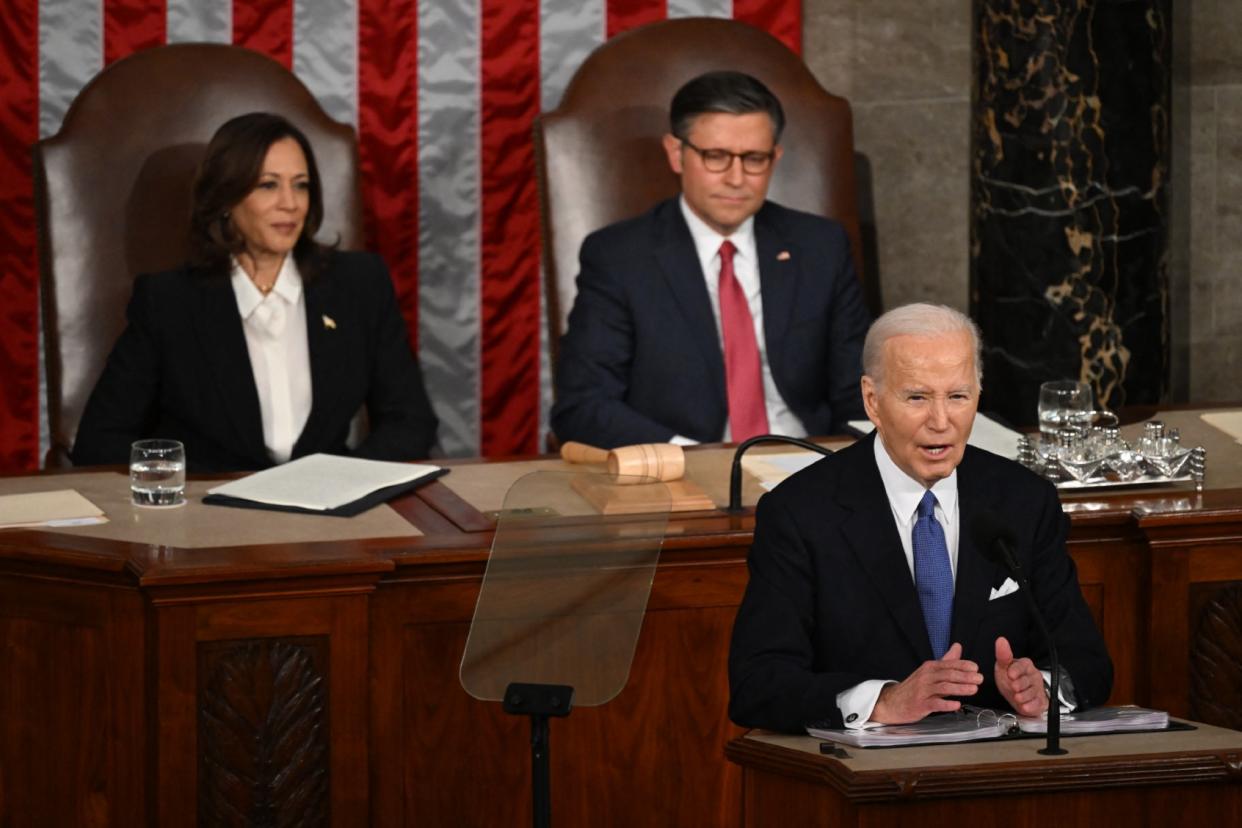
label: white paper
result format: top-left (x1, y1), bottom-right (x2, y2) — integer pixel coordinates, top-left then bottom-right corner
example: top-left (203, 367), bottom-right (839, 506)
top-left (1017, 705), bottom-right (1168, 735)
top-left (1200, 410), bottom-right (1242, 444)
top-left (741, 452), bottom-right (827, 491)
top-left (808, 711), bottom-right (1013, 747)
top-left (0, 489), bottom-right (107, 529)
top-left (847, 412), bottom-right (1022, 460)
top-left (207, 453), bottom-right (441, 511)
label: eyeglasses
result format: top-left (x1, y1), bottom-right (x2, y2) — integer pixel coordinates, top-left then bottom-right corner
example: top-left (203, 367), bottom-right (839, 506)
top-left (679, 137), bottom-right (776, 174)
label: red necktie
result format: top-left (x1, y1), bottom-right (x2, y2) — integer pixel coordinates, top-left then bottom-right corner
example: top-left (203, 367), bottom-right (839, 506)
top-left (718, 240), bottom-right (769, 442)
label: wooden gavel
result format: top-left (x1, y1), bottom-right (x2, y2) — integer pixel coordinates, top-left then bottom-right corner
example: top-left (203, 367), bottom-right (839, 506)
top-left (560, 441), bottom-right (685, 483)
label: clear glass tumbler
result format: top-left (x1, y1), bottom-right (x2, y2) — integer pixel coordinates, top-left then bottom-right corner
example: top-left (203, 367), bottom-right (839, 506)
top-left (129, 439), bottom-right (186, 507)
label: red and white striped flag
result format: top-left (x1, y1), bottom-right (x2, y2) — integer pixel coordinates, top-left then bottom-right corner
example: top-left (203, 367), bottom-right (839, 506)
top-left (0, 0), bottom-right (800, 470)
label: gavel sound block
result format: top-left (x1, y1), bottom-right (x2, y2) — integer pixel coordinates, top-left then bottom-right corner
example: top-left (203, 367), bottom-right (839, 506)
top-left (560, 442), bottom-right (715, 514)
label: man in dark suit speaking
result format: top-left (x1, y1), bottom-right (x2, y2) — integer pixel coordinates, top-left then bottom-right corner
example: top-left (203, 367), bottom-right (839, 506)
top-left (729, 303), bottom-right (1112, 734)
top-left (551, 71), bottom-right (871, 449)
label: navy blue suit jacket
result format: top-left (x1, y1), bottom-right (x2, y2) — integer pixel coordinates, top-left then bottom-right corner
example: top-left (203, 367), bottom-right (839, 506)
top-left (71, 250), bottom-right (438, 472)
top-left (728, 433), bottom-right (1113, 734)
top-left (551, 198), bottom-right (871, 448)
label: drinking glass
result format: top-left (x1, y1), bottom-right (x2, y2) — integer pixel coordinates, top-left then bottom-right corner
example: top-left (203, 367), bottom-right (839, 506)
top-left (130, 439), bottom-right (186, 507)
top-left (1037, 380), bottom-right (1094, 441)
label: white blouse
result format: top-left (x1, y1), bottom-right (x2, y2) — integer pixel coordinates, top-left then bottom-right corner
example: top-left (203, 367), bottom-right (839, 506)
top-left (229, 256), bottom-right (312, 463)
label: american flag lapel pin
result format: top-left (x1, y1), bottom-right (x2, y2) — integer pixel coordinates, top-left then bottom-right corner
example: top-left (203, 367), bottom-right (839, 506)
top-left (777, 250), bottom-right (792, 261)
top-left (322, 314), bottom-right (337, 330)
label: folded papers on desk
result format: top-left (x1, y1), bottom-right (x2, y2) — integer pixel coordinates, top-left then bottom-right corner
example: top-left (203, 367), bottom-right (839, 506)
top-left (0, 489), bottom-right (107, 529)
top-left (807, 705), bottom-right (1170, 748)
top-left (204, 453), bottom-right (447, 517)
top-left (1015, 704), bottom-right (1168, 734)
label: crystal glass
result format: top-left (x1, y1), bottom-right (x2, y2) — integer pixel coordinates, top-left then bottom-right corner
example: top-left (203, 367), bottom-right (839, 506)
top-left (130, 439), bottom-right (186, 507)
top-left (1038, 380), bottom-right (1094, 441)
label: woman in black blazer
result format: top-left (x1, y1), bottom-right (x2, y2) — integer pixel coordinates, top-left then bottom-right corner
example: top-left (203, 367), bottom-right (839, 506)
top-left (71, 113), bottom-right (437, 472)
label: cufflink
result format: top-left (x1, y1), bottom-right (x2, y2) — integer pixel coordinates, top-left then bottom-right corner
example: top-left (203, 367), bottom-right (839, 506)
top-left (776, 250), bottom-right (792, 261)
top-left (846, 712), bottom-right (858, 723)
top-left (322, 314), bottom-right (337, 330)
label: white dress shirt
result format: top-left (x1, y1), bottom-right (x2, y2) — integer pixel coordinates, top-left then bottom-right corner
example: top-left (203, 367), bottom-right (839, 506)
top-left (230, 256), bottom-right (312, 464)
top-left (673, 196), bottom-right (804, 444)
top-left (836, 437), bottom-right (960, 728)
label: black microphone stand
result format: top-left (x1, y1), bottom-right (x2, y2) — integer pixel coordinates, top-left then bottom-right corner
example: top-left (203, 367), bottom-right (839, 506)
top-left (727, 435), bottom-right (834, 513)
top-left (992, 539), bottom-right (1068, 756)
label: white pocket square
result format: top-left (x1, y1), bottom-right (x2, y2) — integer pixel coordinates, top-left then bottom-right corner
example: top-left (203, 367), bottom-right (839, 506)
top-left (989, 578), bottom-right (1019, 601)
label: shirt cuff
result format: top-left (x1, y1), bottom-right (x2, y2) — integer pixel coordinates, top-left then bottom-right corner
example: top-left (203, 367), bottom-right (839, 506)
top-left (835, 679), bottom-right (896, 729)
top-left (1040, 669), bottom-right (1076, 712)
top-left (669, 435), bottom-right (699, 446)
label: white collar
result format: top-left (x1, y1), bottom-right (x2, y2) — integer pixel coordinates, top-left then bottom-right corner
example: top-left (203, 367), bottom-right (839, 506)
top-left (872, 432), bottom-right (959, 524)
top-left (230, 255), bottom-right (303, 318)
top-left (678, 194), bottom-right (756, 263)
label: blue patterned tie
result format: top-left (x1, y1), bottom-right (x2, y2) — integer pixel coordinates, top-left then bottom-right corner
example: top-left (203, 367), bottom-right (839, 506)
top-left (913, 490), bottom-right (953, 659)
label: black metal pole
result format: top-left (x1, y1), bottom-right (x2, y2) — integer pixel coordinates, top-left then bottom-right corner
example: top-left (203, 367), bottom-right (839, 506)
top-left (531, 714), bottom-right (551, 828)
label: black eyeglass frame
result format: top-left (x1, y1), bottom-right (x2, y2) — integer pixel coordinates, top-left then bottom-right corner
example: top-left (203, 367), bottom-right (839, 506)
top-left (677, 136), bottom-right (777, 175)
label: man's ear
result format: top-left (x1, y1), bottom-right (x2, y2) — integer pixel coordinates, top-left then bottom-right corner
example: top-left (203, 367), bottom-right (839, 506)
top-left (771, 144), bottom-right (783, 166)
top-left (861, 375), bottom-right (879, 425)
top-left (662, 133), bottom-right (684, 175)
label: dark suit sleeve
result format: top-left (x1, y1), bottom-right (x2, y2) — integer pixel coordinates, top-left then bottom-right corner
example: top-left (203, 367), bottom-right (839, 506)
top-left (550, 235), bottom-right (682, 447)
top-left (1024, 479), bottom-right (1114, 709)
top-left (351, 257), bottom-right (438, 461)
top-left (70, 275), bottom-right (162, 466)
top-left (729, 490), bottom-right (869, 733)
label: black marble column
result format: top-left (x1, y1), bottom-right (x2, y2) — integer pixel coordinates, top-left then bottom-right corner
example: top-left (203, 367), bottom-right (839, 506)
top-left (971, 0), bottom-right (1171, 425)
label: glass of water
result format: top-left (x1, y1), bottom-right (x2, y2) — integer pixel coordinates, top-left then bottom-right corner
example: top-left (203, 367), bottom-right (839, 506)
top-left (130, 439), bottom-right (186, 507)
top-left (1037, 380), bottom-right (1094, 452)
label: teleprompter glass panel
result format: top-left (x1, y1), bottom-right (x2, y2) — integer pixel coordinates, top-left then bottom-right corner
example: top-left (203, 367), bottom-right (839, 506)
top-left (460, 471), bottom-right (670, 706)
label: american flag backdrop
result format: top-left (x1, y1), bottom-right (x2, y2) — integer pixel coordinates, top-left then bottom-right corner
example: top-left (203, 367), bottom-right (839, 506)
top-left (0, 0), bottom-right (800, 470)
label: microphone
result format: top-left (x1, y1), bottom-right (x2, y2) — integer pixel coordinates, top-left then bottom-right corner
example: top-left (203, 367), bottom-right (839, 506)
top-left (969, 510), bottom-right (1068, 755)
top-left (726, 435), bottom-right (833, 513)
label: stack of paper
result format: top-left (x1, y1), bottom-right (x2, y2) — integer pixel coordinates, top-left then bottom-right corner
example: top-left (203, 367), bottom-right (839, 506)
top-left (807, 710), bottom-right (1015, 747)
top-left (0, 489), bottom-right (107, 529)
top-left (1017, 705), bottom-right (1168, 735)
top-left (205, 453), bottom-right (446, 517)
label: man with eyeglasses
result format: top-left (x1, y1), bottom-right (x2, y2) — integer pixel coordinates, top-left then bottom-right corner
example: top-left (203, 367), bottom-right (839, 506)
top-left (552, 70), bottom-right (872, 449)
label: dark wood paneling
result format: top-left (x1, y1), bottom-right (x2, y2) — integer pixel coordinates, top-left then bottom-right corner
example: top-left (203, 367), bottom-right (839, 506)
top-left (0, 575), bottom-right (145, 827)
top-left (198, 636), bottom-right (330, 826)
top-left (155, 592), bottom-right (372, 827)
top-left (1189, 580), bottom-right (1242, 728)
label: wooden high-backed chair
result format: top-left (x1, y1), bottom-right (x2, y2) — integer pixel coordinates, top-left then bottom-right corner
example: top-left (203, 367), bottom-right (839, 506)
top-left (535, 17), bottom-right (864, 368)
top-left (34, 43), bottom-right (364, 466)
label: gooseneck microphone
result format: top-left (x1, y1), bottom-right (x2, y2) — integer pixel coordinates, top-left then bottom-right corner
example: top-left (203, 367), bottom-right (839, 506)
top-left (727, 435), bottom-right (833, 513)
top-left (969, 510), bottom-right (1068, 756)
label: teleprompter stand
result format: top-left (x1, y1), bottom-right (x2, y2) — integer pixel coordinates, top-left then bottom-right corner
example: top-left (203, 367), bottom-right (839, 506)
top-left (503, 682), bottom-right (573, 828)
top-left (460, 471), bottom-right (670, 828)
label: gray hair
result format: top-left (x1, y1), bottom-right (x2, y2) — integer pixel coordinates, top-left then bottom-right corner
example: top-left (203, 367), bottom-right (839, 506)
top-left (862, 303), bottom-right (983, 386)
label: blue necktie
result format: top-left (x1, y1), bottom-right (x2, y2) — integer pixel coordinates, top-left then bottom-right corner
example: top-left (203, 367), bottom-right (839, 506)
top-left (913, 490), bottom-right (953, 659)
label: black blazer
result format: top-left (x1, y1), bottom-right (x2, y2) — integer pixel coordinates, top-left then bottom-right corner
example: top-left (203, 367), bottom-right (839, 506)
top-left (728, 433), bottom-right (1113, 734)
top-left (551, 198), bottom-right (871, 448)
top-left (71, 250), bottom-right (438, 472)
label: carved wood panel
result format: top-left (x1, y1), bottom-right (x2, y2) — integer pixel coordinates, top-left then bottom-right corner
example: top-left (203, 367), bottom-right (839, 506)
top-left (197, 636), bottom-right (330, 827)
top-left (1188, 580), bottom-right (1242, 729)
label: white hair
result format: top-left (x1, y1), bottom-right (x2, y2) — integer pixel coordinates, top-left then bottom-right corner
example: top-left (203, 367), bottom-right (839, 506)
top-left (862, 303), bottom-right (983, 386)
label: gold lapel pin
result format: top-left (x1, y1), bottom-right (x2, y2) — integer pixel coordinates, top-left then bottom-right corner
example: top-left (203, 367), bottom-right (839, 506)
top-left (776, 250), bottom-right (792, 261)
top-left (322, 314), bottom-right (337, 330)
